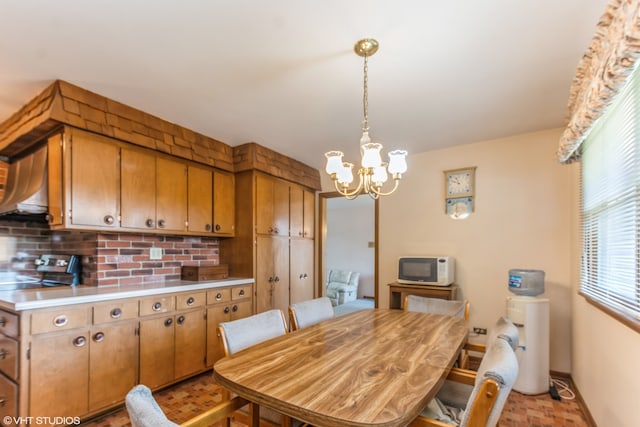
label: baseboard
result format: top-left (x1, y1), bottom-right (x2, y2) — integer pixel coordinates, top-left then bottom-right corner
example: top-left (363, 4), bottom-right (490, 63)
top-left (550, 370), bottom-right (597, 427)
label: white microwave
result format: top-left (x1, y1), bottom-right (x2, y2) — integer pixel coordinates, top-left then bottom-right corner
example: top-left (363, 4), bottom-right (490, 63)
top-left (397, 256), bottom-right (455, 286)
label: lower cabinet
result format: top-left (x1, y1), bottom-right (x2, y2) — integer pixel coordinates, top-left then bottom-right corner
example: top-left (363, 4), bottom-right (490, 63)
top-left (13, 283), bottom-right (253, 424)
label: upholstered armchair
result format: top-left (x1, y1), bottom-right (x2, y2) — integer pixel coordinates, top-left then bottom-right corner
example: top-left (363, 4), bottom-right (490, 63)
top-left (325, 270), bottom-right (360, 306)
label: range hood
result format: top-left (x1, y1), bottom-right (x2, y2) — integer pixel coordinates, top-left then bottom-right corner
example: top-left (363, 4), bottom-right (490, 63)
top-left (0, 145), bottom-right (48, 216)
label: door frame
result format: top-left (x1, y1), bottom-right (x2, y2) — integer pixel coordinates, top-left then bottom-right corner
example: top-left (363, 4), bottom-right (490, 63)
top-left (317, 191), bottom-right (379, 308)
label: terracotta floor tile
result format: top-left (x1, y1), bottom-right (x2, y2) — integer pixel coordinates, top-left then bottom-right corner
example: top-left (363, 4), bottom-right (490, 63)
top-left (80, 372), bottom-right (591, 427)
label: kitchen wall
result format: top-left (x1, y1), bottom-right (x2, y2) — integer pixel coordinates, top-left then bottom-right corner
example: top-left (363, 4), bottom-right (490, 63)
top-left (0, 221), bottom-right (221, 286)
top-left (322, 128), bottom-right (575, 371)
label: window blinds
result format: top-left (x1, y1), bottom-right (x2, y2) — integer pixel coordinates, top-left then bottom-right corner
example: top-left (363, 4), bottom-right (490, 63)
top-left (581, 63), bottom-right (640, 324)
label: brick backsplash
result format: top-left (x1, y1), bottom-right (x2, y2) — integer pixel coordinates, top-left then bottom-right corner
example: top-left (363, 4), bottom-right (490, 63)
top-left (0, 220), bottom-right (220, 286)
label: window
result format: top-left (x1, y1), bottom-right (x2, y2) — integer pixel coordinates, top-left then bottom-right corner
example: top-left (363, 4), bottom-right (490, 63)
top-left (581, 64), bottom-right (640, 331)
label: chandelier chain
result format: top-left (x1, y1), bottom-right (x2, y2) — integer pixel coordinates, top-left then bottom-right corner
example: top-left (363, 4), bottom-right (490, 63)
top-left (362, 54), bottom-right (369, 133)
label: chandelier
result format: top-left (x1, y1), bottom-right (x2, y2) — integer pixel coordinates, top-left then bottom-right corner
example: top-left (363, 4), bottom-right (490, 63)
top-left (325, 38), bottom-right (408, 200)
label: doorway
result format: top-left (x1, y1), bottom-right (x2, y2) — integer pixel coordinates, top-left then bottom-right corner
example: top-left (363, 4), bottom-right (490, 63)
top-left (317, 192), bottom-right (378, 308)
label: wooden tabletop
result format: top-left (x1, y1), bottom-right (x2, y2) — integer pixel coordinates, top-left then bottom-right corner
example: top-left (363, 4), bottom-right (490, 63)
top-left (213, 309), bottom-right (468, 427)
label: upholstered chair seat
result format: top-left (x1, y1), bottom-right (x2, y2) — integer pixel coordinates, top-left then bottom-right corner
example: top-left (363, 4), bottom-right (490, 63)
top-left (289, 297), bottom-right (334, 331)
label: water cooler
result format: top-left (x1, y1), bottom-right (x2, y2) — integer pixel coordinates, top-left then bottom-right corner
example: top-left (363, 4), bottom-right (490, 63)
top-left (506, 269), bottom-right (550, 395)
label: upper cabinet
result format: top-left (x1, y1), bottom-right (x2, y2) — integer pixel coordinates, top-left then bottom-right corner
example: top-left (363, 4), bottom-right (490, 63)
top-left (255, 174), bottom-right (289, 236)
top-left (290, 186), bottom-right (314, 239)
top-left (48, 127), bottom-right (233, 237)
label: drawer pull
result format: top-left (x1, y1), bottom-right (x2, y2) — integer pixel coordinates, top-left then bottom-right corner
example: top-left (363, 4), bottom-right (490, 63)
top-left (93, 332), bottom-right (105, 342)
top-left (224, 307), bottom-right (230, 314)
top-left (53, 315), bottom-right (68, 327)
top-left (177, 315), bottom-right (185, 325)
top-left (158, 219), bottom-right (166, 228)
top-left (0, 349), bottom-right (7, 359)
top-left (104, 215), bottom-right (115, 225)
top-left (239, 289), bottom-right (245, 296)
top-left (232, 305), bottom-right (238, 313)
top-left (152, 302), bottom-right (162, 312)
top-left (164, 318), bottom-right (173, 327)
top-left (186, 297), bottom-right (195, 306)
top-left (215, 224), bottom-right (221, 231)
top-left (73, 336), bottom-right (86, 347)
top-left (205, 224), bottom-right (212, 232)
top-left (146, 218), bottom-right (155, 228)
top-left (111, 308), bottom-right (122, 319)
top-left (215, 293), bottom-right (222, 301)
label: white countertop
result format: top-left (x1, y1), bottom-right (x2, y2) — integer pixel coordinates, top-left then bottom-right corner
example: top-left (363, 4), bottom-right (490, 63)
top-left (0, 277), bottom-right (254, 311)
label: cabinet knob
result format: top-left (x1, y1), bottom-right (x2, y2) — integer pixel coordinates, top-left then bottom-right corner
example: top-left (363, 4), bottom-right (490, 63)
top-left (274, 276), bottom-right (280, 283)
top-left (146, 218), bottom-right (155, 228)
top-left (104, 215), bottom-right (115, 225)
top-left (0, 349), bottom-right (7, 359)
top-left (299, 274), bottom-right (304, 279)
top-left (177, 315), bottom-right (185, 325)
top-left (73, 336), bottom-right (86, 347)
top-left (164, 318), bottom-right (173, 327)
top-left (215, 224), bottom-right (221, 232)
top-left (158, 219), bottom-right (166, 228)
top-left (110, 308), bottom-right (122, 319)
top-left (152, 302), bottom-right (162, 311)
top-left (303, 273), bottom-right (308, 279)
top-left (93, 332), bottom-right (105, 342)
top-left (186, 297), bottom-right (195, 306)
top-left (273, 227), bottom-right (279, 234)
top-left (232, 305), bottom-right (238, 313)
top-left (224, 306), bottom-right (230, 314)
top-left (216, 293), bottom-right (222, 301)
top-left (205, 224), bottom-right (212, 232)
top-left (268, 276), bottom-right (274, 283)
top-left (239, 289), bottom-right (245, 296)
top-left (268, 227), bottom-right (274, 233)
top-left (299, 231), bottom-right (303, 236)
top-left (53, 315), bottom-right (68, 327)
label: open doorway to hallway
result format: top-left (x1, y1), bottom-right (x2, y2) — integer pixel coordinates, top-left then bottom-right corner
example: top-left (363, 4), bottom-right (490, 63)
top-left (318, 192), bottom-right (378, 312)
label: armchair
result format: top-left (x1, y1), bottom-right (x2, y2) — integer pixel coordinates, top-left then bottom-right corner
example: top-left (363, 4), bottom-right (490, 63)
top-left (325, 270), bottom-right (360, 306)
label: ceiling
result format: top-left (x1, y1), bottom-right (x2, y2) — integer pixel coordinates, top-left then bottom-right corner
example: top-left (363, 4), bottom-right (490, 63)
top-left (0, 1), bottom-right (608, 171)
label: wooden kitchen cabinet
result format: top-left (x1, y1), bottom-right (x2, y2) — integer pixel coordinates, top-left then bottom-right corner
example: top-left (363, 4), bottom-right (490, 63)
top-left (256, 174), bottom-right (289, 236)
top-left (139, 315), bottom-right (175, 389)
top-left (205, 284), bottom-right (253, 366)
top-left (289, 238), bottom-right (314, 305)
top-left (212, 170), bottom-right (235, 235)
top-left (290, 186), bottom-right (315, 239)
top-left (59, 128), bottom-right (119, 229)
top-left (187, 165), bottom-right (213, 233)
top-left (121, 147), bottom-right (188, 233)
top-left (256, 236), bottom-right (290, 314)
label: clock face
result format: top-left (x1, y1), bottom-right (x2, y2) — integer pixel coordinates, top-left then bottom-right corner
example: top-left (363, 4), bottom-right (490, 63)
top-left (447, 172), bottom-right (471, 196)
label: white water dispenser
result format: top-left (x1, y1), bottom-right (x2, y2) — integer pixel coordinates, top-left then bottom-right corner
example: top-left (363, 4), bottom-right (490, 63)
top-left (506, 269), bottom-right (549, 394)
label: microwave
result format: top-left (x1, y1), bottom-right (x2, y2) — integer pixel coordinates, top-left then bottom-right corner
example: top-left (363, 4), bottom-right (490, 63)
top-left (397, 256), bottom-right (455, 286)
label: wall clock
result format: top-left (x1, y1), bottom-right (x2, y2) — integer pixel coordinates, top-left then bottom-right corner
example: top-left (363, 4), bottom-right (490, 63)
top-left (444, 167), bottom-right (476, 219)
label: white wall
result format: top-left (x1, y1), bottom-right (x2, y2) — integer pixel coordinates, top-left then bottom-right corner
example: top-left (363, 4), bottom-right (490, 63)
top-left (377, 128), bottom-right (574, 372)
top-left (325, 197), bottom-right (375, 298)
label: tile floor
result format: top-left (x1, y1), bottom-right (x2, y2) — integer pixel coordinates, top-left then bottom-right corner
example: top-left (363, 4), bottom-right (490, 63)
top-left (81, 372), bottom-right (592, 427)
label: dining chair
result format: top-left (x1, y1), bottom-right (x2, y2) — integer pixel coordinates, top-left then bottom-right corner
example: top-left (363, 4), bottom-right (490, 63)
top-left (126, 384), bottom-right (248, 427)
top-left (288, 296), bottom-right (334, 331)
top-left (404, 295), bottom-right (470, 320)
top-left (409, 334), bottom-right (519, 427)
top-left (217, 309), bottom-right (294, 427)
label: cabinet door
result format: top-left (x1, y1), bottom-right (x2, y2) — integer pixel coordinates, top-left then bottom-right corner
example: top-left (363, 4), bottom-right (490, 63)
top-left (273, 180), bottom-right (290, 237)
top-left (302, 188), bottom-right (315, 239)
top-left (290, 239), bottom-right (314, 304)
top-left (256, 236), bottom-right (276, 313)
top-left (30, 329), bottom-right (90, 419)
top-left (256, 174), bottom-right (274, 235)
top-left (89, 321), bottom-right (138, 411)
top-left (69, 130), bottom-right (119, 228)
top-left (156, 157), bottom-right (187, 232)
top-left (174, 309), bottom-right (206, 379)
top-left (121, 148), bottom-right (156, 229)
top-left (290, 186), bottom-right (304, 237)
top-left (206, 304), bottom-right (231, 367)
top-left (187, 165), bottom-right (213, 233)
top-left (139, 316), bottom-right (175, 389)
top-left (272, 237), bottom-right (290, 314)
top-left (213, 170), bottom-right (235, 235)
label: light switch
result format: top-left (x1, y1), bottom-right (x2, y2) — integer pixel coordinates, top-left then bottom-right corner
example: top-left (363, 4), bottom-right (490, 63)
top-left (150, 247), bottom-right (163, 260)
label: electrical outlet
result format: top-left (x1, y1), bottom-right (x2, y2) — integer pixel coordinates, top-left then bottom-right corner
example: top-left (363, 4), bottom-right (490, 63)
top-left (473, 327), bottom-right (487, 335)
top-left (150, 247), bottom-right (163, 260)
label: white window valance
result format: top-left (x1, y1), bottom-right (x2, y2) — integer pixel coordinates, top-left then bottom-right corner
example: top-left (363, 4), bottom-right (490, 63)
top-left (557, 0), bottom-right (640, 163)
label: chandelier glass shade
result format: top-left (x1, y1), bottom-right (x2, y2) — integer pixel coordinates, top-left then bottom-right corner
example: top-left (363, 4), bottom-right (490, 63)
top-left (324, 38), bottom-right (408, 200)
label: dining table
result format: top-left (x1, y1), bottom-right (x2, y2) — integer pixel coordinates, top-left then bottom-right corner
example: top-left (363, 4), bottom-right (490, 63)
top-left (213, 308), bottom-right (468, 427)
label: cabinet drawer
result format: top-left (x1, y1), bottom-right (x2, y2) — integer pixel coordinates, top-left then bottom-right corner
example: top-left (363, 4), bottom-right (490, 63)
top-left (231, 285), bottom-right (252, 300)
top-left (0, 338), bottom-right (17, 381)
top-left (0, 373), bottom-right (17, 420)
top-left (0, 312), bottom-right (18, 339)
top-left (31, 306), bottom-right (90, 334)
top-left (93, 299), bottom-right (139, 324)
top-left (207, 288), bottom-right (231, 304)
top-left (139, 296), bottom-right (175, 316)
top-left (176, 292), bottom-right (206, 310)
